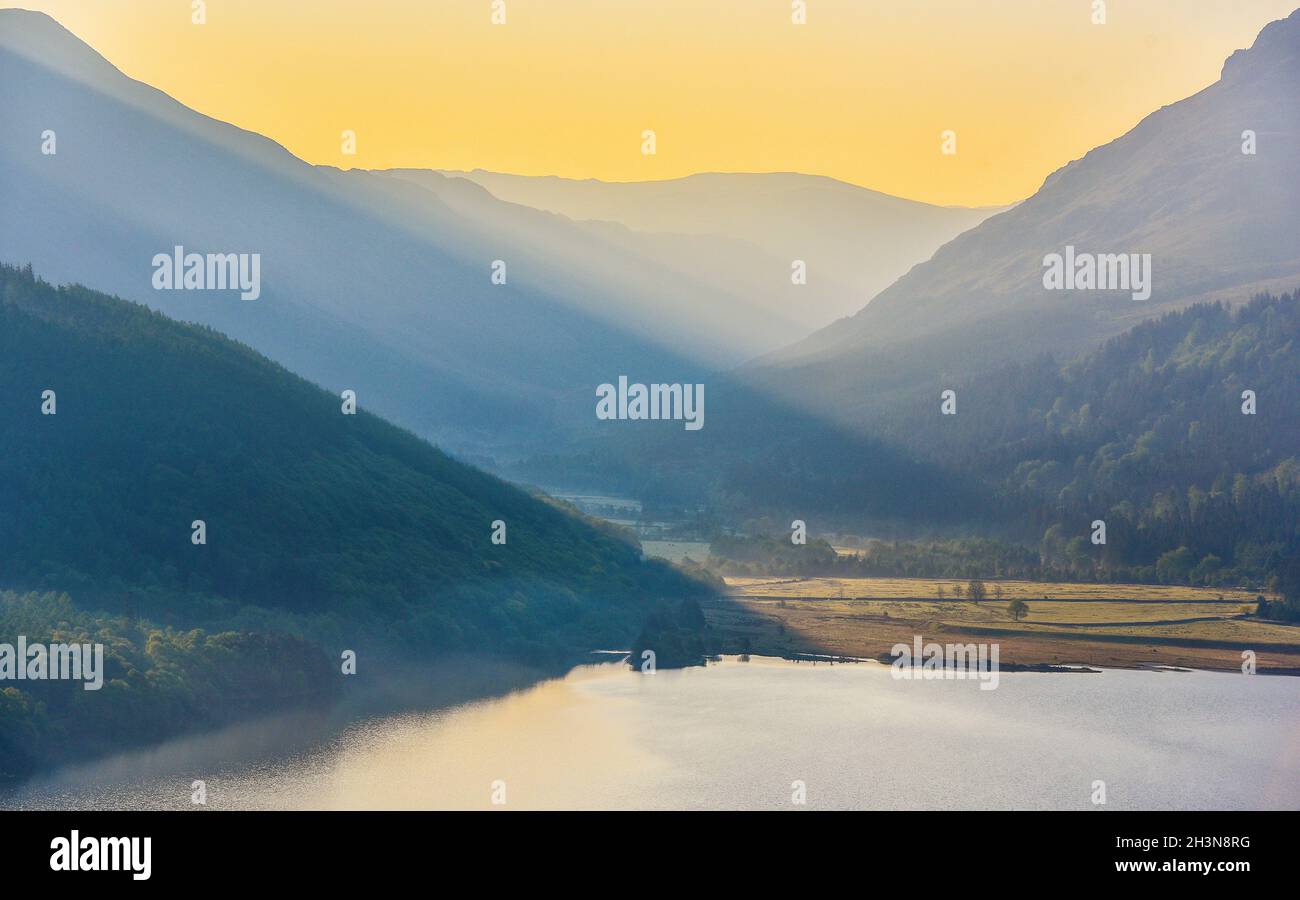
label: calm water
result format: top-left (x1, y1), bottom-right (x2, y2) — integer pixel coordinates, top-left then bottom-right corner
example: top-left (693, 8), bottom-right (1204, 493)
top-left (6, 657), bottom-right (1298, 810)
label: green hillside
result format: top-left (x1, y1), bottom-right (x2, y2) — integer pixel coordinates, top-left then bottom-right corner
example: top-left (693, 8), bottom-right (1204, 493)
top-left (719, 291), bottom-right (1300, 590)
top-left (0, 263), bottom-right (710, 776)
top-left (542, 290), bottom-right (1300, 597)
top-left (898, 291), bottom-right (1300, 587)
top-left (0, 262), bottom-right (707, 646)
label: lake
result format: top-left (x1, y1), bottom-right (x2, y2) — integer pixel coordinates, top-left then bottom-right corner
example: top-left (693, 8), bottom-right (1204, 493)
top-left (5, 656), bottom-right (1297, 810)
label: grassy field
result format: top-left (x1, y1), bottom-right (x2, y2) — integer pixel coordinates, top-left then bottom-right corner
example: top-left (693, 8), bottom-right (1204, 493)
top-left (710, 576), bottom-right (1300, 673)
top-left (727, 575), bottom-right (1264, 602)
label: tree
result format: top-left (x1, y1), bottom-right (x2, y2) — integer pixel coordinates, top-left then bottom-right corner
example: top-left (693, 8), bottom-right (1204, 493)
top-left (1008, 599), bottom-right (1029, 622)
top-left (1155, 546), bottom-right (1196, 584)
top-left (936, 585), bottom-right (946, 601)
top-left (1265, 552), bottom-right (1300, 621)
top-left (675, 596), bottom-right (707, 631)
top-left (952, 584), bottom-right (964, 600)
top-left (968, 579), bottom-right (987, 603)
top-left (993, 583), bottom-right (1004, 602)
top-left (1276, 551), bottom-right (1300, 607)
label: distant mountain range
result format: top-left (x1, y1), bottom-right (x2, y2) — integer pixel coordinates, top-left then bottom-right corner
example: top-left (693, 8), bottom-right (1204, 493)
top-left (745, 8), bottom-right (1300, 425)
top-left (0, 10), bottom-right (691, 453)
top-left (0, 8), bottom-right (1000, 458)
top-left (3, 5), bottom-right (1296, 542)
top-left (509, 10), bottom-right (1300, 563)
top-left (427, 168), bottom-right (1007, 334)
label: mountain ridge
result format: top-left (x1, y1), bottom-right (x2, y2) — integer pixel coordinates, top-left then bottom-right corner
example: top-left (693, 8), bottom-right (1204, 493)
top-left (433, 168), bottom-right (1010, 330)
top-left (749, 7), bottom-right (1300, 421)
top-left (0, 9), bottom-right (713, 454)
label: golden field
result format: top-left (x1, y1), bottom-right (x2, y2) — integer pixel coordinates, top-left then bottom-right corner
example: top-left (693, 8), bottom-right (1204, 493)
top-left (727, 575), bottom-right (1263, 602)
top-left (708, 576), bottom-right (1300, 673)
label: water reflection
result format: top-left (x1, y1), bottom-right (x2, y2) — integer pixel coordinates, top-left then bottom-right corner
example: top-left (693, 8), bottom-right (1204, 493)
top-left (6, 657), bottom-right (1298, 810)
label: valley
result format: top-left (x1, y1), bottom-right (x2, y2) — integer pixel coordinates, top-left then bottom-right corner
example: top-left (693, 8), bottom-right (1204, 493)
top-left (1, 4), bottom-right (1297, 817)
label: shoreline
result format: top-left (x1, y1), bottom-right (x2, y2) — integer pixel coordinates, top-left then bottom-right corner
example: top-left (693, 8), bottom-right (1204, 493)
top-left (706, 588), bottom-right (1300, 676)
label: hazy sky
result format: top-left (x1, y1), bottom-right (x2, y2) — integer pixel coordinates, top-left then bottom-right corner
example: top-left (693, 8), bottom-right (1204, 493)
top-left (6, 0), bottom-right (1295, 205)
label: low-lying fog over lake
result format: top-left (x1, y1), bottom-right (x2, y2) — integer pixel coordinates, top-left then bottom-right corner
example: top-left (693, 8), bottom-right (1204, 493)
top-left (7, 658), bottom-right (1297, 811)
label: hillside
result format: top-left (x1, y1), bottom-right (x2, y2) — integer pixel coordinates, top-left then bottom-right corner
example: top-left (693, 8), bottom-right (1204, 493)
top-left (0, 262), bottom-right (717, 776)
top-left (533, 290), bottom-right (1300, 596)
top-left (431, 169), bottom-right (1006, 335)
top-left (0, 263), bottom-right (707, 654)
top-left (0, 8), bottom-right (1003, 458)
top-left (0, 9), bottom-right (708, 454)
top-left (746, 8), bottom-right (1300, 426)
top-left (769, 291), bottom-right (1300, 588)
top-left (358, 168), bottom-right (806, 361)
top-left (897, 291), bottom-right (1300, 587)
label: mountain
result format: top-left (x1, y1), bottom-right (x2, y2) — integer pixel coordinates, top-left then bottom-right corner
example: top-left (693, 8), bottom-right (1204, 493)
top-left (521, 3), bottom-right (1300, 546)
top-left (0, 260), bottom-right (718, 777)
top-left (360, 167), bottom-right (812, 360)
top-left (0, 9), bottom-right (1005, 460)
top-left (746, 9), bottom-right (1300, 426)
top-left (0, 9), bottom-right (721, 455)
top-left (0, 263), bottom-right (705, 658)
top-left (770, 290), bottom-right (1300, 585)
top-left (542, 286), bottom-right (1299, 597)
top-left (438, 169), bottom-right (1008, 333)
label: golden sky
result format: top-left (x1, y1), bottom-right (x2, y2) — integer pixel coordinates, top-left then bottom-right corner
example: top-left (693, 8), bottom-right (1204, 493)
top-left (6, 0), bottom-right (1295, 205)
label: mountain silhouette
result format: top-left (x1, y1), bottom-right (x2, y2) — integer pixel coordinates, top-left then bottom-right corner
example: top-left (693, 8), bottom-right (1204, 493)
top-left (747, 8), bottom-right (1300, 426)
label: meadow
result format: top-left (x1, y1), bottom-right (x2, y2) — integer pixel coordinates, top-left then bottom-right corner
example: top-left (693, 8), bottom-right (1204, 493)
top-left (711, 577), bottom-right (1300, 673)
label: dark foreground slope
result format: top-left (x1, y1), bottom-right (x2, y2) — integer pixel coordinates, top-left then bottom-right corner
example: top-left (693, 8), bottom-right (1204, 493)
top-left (0, 264), bottom-right (709, 776)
